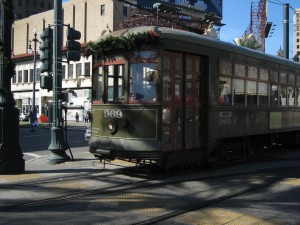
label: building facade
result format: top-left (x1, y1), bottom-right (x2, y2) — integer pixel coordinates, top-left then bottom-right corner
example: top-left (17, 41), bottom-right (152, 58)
top-left (294, 8), bottom-right (300, 60)
top-left (12, 0), bottom-right (129, 121)
top-left (13, 0), bottom-right (54, 20)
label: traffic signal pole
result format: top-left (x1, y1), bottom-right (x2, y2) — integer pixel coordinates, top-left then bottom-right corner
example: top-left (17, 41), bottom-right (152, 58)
top-left (47, 0), bottom-right (70, 164)
top-left (0, 0), bottom-right (25, 174)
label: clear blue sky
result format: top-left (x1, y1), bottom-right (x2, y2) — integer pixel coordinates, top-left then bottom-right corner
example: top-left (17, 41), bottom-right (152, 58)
top-left (221, 0), bottom-right (300, 57)
top-left (62, 0), bottom-right (299, 57)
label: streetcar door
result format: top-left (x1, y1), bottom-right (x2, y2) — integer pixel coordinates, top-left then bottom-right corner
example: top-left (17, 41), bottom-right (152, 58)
top-left (162, 52), bottom-right (202, 152)
top-left (185, 55), bottom-right (202, 150)
top-left (162, 52), bottom-right (182, 151)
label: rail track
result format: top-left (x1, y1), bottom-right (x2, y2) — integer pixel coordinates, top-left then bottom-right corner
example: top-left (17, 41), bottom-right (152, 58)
top-left (1, 150), bottom-right (300, 225)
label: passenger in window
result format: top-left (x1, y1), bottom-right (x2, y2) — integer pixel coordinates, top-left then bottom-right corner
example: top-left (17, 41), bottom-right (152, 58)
top-left (217, 84), bottom-right (230, 104)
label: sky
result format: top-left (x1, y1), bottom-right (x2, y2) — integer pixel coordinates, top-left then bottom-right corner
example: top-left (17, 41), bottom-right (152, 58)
top-left (62, 0), bottom-right (299, 57)
top-left (221, 0), bottom-right (300, 57)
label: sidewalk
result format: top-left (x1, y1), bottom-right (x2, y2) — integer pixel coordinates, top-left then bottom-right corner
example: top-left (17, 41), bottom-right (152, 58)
top-left (1, 151), bottom-right (99, 183)
top-left (19, 121), bottom-right (90, 130)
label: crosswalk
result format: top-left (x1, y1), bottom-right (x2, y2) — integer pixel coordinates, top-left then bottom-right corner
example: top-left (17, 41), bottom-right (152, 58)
top-left (23, 152), bottom-right (44, 163)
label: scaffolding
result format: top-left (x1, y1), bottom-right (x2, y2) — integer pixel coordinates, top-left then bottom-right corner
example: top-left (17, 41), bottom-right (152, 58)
top-left (118, 0), bottom-right (222, 37)
top-left (244, 0), bottom-right (267, 52)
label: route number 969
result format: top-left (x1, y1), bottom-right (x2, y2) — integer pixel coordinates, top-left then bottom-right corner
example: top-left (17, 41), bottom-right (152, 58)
top-left (104, 109), bottom-right (123, 118)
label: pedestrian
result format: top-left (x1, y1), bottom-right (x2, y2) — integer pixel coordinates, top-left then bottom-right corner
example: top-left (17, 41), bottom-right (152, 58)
top-left (75, 112), bottom-right (79, 122)
top-left (88, 111), bottom-right (93, 123)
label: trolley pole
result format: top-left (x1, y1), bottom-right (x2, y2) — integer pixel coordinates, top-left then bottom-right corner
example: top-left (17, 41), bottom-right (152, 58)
top-left (47, 0), bottom-right (70, 164)
top-left (283, 3), bottom-right (289, 59)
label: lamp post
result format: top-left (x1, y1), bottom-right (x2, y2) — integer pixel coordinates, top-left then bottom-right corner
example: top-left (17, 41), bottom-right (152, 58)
top-left (27, 27), bottom-right (41, 131)
top-left (153, 3), bottom-right (161, 27)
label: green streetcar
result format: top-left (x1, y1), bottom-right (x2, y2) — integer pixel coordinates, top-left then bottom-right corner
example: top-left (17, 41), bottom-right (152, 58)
top-left (87, 26), bottom-right (300, 168)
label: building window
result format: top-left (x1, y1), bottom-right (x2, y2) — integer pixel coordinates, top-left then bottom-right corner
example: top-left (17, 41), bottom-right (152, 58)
top-left (76, 63), bottom-right (82, 78)
top-left (26, 0), bottom-right (29, 5)
top-left (24, 70), bottom-right (29, 83)
top-left (123, 5), bottom-right (128, 17)
top-left (18, 0), bottom-right (22, 6)
top-left (18, 71), bottom-right (22, 83)
top-left (62, 65), bottom-right (66, 79)
top-left (100, 5), bottom-right (105, 15)
top-left (48, 3), bottom-right (52, 10)
top-left (41, 1), bottom-right (44, 8)
top-left (85, 62), bottom-right (90, 76)
top-left (68, 64), bottom-right (74, 79)
top-left (33, 0), bottom-right (37, 6)
top-left (30, 69), bottom-right (33, 82)
top-left (12, 71), bottom-right (17, 84)
top-left (36, 68), bottom-right (40, 82)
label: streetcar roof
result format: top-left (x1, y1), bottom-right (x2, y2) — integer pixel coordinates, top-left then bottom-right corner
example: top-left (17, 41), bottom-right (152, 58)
top-left (99, 26), bottom-right (300, 68)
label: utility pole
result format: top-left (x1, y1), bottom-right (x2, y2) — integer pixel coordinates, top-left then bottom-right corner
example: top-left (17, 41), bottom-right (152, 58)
top-left (0, 0), bottom-right (24, 173)
top-left (283, 3), bottom-right (289, 59)
top-left (47, 0), bottom-right (70, 164)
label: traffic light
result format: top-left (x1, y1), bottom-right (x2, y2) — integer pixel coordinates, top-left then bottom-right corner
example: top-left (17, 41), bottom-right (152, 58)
top-left (40, 27), bottom-right (53, 73)
top-left (66, 27), bottom-right (81, 62)
top-left (40, 75), bottom-right (53, 91)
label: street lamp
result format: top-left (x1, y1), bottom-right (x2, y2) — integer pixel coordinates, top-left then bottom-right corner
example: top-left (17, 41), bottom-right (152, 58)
top-left (27, 27), bottom-right (41, 131)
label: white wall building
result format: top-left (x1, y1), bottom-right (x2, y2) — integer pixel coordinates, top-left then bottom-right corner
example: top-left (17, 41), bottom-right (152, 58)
top-left (12, 0), bottom-right (129, 121)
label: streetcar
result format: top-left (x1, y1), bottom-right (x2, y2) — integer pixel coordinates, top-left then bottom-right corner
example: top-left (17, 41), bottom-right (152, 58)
top-left (87, 26), bottom-right (300, 168)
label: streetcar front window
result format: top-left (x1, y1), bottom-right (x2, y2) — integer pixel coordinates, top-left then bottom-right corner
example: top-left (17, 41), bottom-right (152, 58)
top-left (106, 65), bottom-right (125, 102)
top-left (130, 63), bottom-right (157, 103)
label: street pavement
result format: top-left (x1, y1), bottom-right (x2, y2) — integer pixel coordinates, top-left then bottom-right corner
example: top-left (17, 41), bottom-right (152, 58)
top-left (1, 127), bottom-right (300, 225)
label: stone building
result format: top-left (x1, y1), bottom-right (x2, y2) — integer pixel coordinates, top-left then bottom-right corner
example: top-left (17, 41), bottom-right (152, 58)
top-left (13, 0), bottom-right (54, 20)
top-left (12, 0), bottom-right (129, 121)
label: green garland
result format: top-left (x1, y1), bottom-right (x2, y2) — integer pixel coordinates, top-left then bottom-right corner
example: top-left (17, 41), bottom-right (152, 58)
top-left (87, 30), bottom-right (162, 61)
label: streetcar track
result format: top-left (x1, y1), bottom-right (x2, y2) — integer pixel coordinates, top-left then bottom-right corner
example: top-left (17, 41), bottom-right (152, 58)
top-left (133, 172), bottom-right (300, 225)
top-left (2, 163), bottom-right (300, 214)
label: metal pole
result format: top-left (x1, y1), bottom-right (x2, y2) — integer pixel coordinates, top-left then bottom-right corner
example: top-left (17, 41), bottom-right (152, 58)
top-left (30, 31), bottom-right (37, 131)
top-left (48, 0), bottom-right (70, 164)
top-left (33, 34), bottom-right (36, 120)
top-left (0, 0), bottom-right (24, 174)
top-left (283, 3), bottom-right (289, 59)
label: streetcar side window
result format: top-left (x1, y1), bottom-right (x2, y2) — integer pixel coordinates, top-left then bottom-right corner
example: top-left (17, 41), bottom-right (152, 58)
top-left (258, 82), bottom-right (268, 106)
top-left (130, 63), bottom-right (157, 103)
top-left (220, 61), bottom-right (232, 76)
top-left (297, 87), bottom-right (300, 106)
top-left (279, 86), bottom-right (287, 106)
top-left (217, 77), bottom-right (232, 105)
top-left (260, 68), bottom-right (269, 81)
top-left (235, 64), bottom-right (246, 77)
top-left (287, 86), bottom-right (295, 106)
top-left (248, 66), bottom-right (258, 79)
top-left (247, 80), bottom-right (257, 106)
top-left (270, 84), bottom-right (279, 106)
top-left (270, 71), bottom-right (278, 83)
top-left (233, 79), bottom-right (245, 105)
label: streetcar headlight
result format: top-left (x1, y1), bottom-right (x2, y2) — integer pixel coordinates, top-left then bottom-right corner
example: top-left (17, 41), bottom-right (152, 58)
top-left (107, 120), bottom-right (117, 134)
top-left (107, 121), bottom-right (114, 130)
